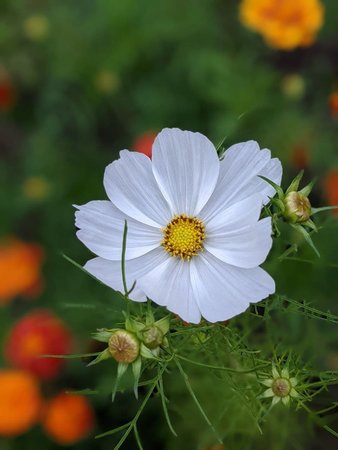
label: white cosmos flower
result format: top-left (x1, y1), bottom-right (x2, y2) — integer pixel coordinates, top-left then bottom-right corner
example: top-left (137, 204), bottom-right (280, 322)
top-left (75, 128), bottom-right (282, 324)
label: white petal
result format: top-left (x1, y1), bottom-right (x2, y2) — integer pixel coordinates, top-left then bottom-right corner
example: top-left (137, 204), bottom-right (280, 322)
top-left (75, 201), bottom-right (161, 260)
top-left (152, 128), bottom-right (219, 215)
top-left (200, 141), bottom-right (282, 222)
top-left (104, 150), bottom-right (171, 227)
top-left (138, 257), bottom-right (201, 324)
top-left (205, 217), bottom-right (273, 268)
top-left (190, 251), bottom-right (275, 323)
top-left (84, 247), bottom-right (170, 302)
top-left (203, 193), bottom-right (263, 232)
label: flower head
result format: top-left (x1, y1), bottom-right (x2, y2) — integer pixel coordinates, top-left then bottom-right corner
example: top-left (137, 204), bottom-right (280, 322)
top-left (75, 128), bottom-right (282, 323)
top-left (284, 191), bottom-right (311, 223)
top-left (0, 370), bottom-right (43, 436)
top-left (5, 310), bottom-right (73, 379)
top-left (108, 330), bottom-right (140, 363)
top-left (240, 0), bottom-right (324, 50)
top-left (42, 392), bottom-right (94, 445)
top-left (261, 365), bottom-right (299, 406)
top-left (0, 238), bottom-right (44, 304)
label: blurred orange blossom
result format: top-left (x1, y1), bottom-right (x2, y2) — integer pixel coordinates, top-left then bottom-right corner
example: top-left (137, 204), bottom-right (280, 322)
top-left (240, 0), bottom-right (324, 50)
top-left (0, 238), bottom-right (44, 304)
top-left (42, 392), bottom-right (95, 444)
top-left (0, 370), bottom-right (43, 437)
top-left (5, 310), bottom-right (73, 379)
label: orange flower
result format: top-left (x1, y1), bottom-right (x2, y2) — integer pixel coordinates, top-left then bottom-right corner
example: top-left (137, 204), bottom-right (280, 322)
top-left (240, 0), bottom-right (324, 50)
top-left (329, 92), bottom-right (338, 119)
top-left (42, 392), bottom-right (94, 445)
top-left (0, 238), bottom-right (44, 304)
top-left (0, 370), bottom-right (43, 437)
top-left (133, 131), bottom-right (157, 158)
top-left (323, 170), bottom-right (338, 216)
top-left (0, 69), bottom-right (15, 111)
top-left (5, 310), bottom-right (73, 379)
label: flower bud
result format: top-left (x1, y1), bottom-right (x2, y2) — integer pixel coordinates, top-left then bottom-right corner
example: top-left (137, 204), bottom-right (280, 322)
top-left (108, 330), bottom-right (140, 364)
top-left (284, 191), bottom-right (311, 223)
top-left (142, 326), bottom-right (163, 350)
top-left (272, 377), bottom-right (291, 398)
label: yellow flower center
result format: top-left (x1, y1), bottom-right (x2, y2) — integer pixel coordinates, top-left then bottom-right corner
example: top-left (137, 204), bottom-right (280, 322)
top-left (161, 214), bottom-right (206, 260)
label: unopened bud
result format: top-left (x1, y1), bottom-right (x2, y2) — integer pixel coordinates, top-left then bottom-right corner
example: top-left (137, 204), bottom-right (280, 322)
top-left (142, 326), bottom-right (163, 350)
top-left (272, 378), bottom-right (291, 398)
top-left (108, 330), bottom-right (140, 363)
top-left (284, 191), bottom-right (311, 223)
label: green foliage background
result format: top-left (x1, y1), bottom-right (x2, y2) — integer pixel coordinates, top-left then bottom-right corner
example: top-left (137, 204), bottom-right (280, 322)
top-left (0, 1), bottom-right (337, 449)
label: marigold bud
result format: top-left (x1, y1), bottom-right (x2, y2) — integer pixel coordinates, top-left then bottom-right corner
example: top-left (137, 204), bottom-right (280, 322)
top-left (142, 326), bottom-right (163, 349)
top-left (284, 191), bottom-right (311, 223)
top-left (108, 330), bottom-right (140, 363)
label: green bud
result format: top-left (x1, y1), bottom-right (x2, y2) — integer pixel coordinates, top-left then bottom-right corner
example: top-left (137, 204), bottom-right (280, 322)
top-left (284, 191), bottom-right (311, 223)
top-left (142, 326), bottom-right (163, 349)
top-left (272, 378), bottom-right (291, 398)
top-left (108, 330), bottom-right (140, 363)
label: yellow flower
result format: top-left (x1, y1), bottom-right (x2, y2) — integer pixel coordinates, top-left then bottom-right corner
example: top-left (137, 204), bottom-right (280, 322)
top-left (261, 365), bottom-right (299, 407)
top-left (240, 0), bottom-right (324, 50)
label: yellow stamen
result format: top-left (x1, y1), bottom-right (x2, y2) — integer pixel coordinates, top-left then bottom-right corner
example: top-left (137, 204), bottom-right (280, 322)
top-left (161, 214), bottom-right (206, 260)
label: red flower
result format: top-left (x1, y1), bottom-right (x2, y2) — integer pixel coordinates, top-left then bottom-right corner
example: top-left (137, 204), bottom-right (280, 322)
top-left (133, 131), bottom-right (157, 158)
top-left (5, 310), bottom-right (73, 379)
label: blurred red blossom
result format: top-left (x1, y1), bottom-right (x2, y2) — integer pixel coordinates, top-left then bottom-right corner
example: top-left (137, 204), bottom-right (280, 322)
top-left (0, 69), bottom-right (16, 111)
top-left (291, 145), bottom-right (310, 170)
top-left (5, 310), bottom-right (73, 379)
top-left (133, 131), bottom-right (157, 158)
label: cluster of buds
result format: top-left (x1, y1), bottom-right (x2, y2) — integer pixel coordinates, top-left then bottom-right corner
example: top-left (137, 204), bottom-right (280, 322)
top-left (88, 312), bottom-right (170, 400)
top-left (261, 170), bottom-right (334, 256)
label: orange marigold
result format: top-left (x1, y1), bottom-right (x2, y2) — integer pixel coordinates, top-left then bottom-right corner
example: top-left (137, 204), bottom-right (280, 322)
top-left (323, 170), bottom-right (338, 216)
top-left (240, 0), bottom-right (324, 50)
top-left (0, 238), bottom-right (44, 304)
top-left (5, 310), bottom-right (73, 379)
top-left (133, 131), bottom-right (157, 158)
top-left (0, 370), bottom-right (43, 437)
top-left (42, 392), bottom-right (95, 445)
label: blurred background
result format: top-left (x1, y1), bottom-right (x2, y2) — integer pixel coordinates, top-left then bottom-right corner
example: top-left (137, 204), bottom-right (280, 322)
top-left (0, 0), bottom-right (337, 449)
